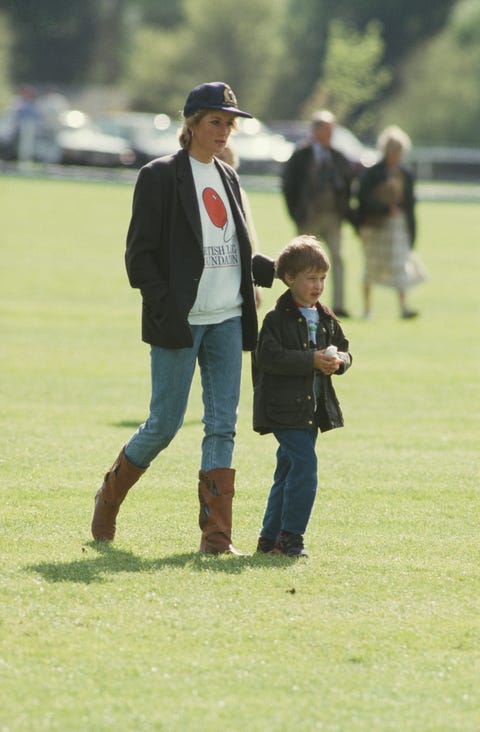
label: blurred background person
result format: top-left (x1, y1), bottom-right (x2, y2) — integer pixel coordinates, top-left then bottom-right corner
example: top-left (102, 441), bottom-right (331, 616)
top-left (356, 125), bottom-right (424, 319)
top-left (12, 85), bottom-right (40, 170)
top-left (37, 86), bottom-right (69, 164)
top-left (281, 110), bottom-right (356, 318)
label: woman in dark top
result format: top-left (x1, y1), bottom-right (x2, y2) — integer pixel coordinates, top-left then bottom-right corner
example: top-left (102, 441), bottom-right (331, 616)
top-left (357, 125), bottom-right (423, 319)
top-left (90, 82), bottom-right (274, 555)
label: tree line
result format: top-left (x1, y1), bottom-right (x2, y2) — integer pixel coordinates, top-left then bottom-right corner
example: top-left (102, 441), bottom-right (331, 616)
top-left (2, 0), bottom-right (479, 145)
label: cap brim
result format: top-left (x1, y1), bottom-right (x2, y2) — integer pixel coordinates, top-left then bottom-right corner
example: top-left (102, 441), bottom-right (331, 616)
top-left (206, 105), bottom-right (253, 119)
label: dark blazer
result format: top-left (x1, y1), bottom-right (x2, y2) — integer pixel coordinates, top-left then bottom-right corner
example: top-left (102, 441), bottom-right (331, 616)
top-left (356, 159), bottom-right (416, 245)
top-left (125, 149), bottom-right (272, 350)
top-left (252, 290), bottom-right (352, 434)
top-left (282, 143), bottom-right (355, 226)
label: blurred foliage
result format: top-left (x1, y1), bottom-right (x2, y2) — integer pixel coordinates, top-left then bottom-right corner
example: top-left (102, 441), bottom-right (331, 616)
top-left (320, 0), bottom-right (455, 67)
top-left (302, 20), bottom-right (391, 131)
top-left (270, 0), bottom-right (456, 118)
top-left (0, 0), bottom-right (99, 85)
top-left (3, 0), bottom-right (480, 144)
top-left (0, 12), bottom-right (12, 109)
top-left (267, 0), bottom-right (329, 119)
top-left (125, 0), bottom-right (285, 119)
top-left (378, 0), bottom-right (480, 145)
top-left (134, 0), bottom-right (184, 27)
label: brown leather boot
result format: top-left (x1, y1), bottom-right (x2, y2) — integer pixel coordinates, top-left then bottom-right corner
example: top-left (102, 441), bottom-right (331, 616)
top-left (198, 468), bottom-right (245, 555)
top-left (91, 448), bottom-right (147, 541)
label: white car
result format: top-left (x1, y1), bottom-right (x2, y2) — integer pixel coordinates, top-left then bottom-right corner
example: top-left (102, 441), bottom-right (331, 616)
top-left (57, 110), bottom-right (134, 167)
top-left (95, 112), bottom-right (181, 167)
top-left (230, 118), bottom-right (294, 174)
top-left (332, 125), bottom-right (379, 169)
top-left (272, 120), bottom-right (379, 170)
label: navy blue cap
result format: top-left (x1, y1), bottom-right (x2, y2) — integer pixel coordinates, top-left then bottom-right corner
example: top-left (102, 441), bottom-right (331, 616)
top-left (183, 82), bottom-right (252, 119)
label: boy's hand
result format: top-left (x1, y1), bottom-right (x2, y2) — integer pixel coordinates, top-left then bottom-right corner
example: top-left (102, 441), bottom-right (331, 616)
top-left (314, 349), bottom-right (342, 375)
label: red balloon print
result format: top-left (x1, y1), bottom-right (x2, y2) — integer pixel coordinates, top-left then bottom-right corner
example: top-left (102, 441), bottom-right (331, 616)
top-left (202, 187), bottom-right (227, 229)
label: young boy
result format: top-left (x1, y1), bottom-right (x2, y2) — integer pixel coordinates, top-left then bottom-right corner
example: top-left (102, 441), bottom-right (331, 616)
top-left (252, 235), bottom-right (352, 556)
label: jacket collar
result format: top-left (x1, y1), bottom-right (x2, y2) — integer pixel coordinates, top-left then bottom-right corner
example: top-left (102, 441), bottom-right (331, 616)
top-left (276, 288), bottom-right (335, 320)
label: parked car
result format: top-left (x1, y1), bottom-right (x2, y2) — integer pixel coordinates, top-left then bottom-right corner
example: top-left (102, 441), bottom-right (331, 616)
top-left (230, 118), bottom-right (294, 174)
top-left (270, 120), bottom-right (378, 171)
top-left (56, 110), bottom-right (134, 167)
top-left (96, 112), bottom-right (294, 174)
top-left (332, 125), bottom-right (378, 169)
top-left (0, 107), bottom-right (134, 167)
top-left (95, 112), bottom-right (181, 167)
top-left (0, 110), bottom-right (17, 160)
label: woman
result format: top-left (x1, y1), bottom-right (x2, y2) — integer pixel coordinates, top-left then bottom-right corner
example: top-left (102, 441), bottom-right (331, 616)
top-left (90, 82), bottom-right (274, 554)
top-left (357, 125), bottom-right (423, 319)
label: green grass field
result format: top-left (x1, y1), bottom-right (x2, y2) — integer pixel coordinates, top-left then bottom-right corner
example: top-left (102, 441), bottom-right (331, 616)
top-left (1, 174), bottom-right (479, 731)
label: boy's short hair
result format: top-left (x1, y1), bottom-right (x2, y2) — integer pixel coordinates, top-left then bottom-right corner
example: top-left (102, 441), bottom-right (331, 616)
top-left (276, 235), bottom-right (330, 283)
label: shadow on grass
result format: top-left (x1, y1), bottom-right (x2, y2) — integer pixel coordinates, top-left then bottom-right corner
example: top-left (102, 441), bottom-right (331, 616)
top-left (112, 418), bottom-right (201, 430)
top-left (25, 541), bottom-right (294, 584)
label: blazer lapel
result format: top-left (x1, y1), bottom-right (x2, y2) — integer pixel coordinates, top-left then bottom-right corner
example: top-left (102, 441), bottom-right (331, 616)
top-left (175, 149), bottom-right (249, 253)
top-left (215, 159), bottom-right (249, 246)
top-left (176, 149), bottom-right (203, 250)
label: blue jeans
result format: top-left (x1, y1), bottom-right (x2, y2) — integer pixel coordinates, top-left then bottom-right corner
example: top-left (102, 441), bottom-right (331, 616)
top-left (125, 317), bottom-right (242, 472)
top-left (260, 428), bottom-right (318, 538)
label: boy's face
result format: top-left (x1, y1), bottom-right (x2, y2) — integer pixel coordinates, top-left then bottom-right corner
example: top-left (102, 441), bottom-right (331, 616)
top-left (285, 268), bottom-right (327, 307)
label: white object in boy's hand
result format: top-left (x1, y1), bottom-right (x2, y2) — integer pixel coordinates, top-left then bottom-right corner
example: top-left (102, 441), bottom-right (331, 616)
top-left (324, 345), bottom-right (338, 356)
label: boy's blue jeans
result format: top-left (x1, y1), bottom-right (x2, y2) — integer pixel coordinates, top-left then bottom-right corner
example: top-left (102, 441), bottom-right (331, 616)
top-left (260, 428), bottom-right (318, 538)
top-left (124, 317), bottom-right (242, 472)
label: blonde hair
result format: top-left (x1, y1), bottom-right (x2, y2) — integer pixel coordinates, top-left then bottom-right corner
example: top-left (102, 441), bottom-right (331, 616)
top-left (179, 110), bottom-right (238, 151)
top-left (377, 125), bottom-right (412, 155)
top-left (276, 235), bottom-right (330, 284)
top-left (179, 110), bottom-right (206, 150)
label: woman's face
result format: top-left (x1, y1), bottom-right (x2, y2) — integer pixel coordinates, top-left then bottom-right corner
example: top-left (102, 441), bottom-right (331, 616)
top-left (385, 142), bottom-right (403, 167)
top-left (189, 111), bottom-right (236, 162)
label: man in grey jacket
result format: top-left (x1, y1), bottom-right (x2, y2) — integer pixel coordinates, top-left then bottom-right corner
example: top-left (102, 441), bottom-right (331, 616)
top-left (282, 110), bottom-right (356, 317)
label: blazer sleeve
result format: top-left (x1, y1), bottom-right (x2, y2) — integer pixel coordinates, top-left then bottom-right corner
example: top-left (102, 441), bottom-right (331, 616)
top-left (281, 147), bottom-right (308, 222)
top-left (252, 253), bottom-right (275, 287)
top-left (125, 164), bottom-right (171, 313)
